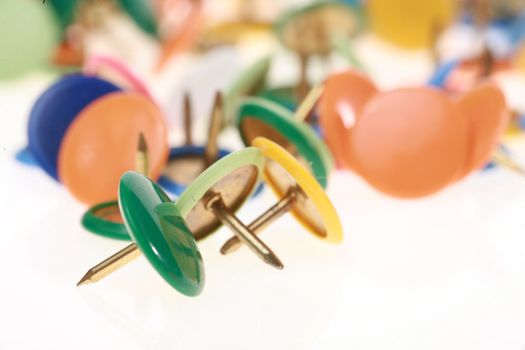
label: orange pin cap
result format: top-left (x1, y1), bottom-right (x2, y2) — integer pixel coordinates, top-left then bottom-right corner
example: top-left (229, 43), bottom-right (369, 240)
top-left (318, 70), bottom-right (378, 170)
top-left (349, 87), bottom-right (468, 198)
top-left (58, 92), bottom-right (169, 204)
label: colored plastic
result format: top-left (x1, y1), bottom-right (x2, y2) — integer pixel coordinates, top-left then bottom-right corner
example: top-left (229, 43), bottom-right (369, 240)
top-left (15, 147), bottom-right (38, 167)
top-left (176, 148), bottom-right (264, 218)
top-left (439, 58), bottom-right (513, 93)
top-left (224, 56), bottom-right (271, 124)
top-left (28, 74), bottom-right (121, 180)
top-left (59, 92), bottom-right (169, 204)
top-left (349, 87), bottom-right (468, 198)
top-left (368, 0), bottom-right (456, 49)
top-left (275, 1), bottom-right (363, 56)
top-left (0, 0), bottom-right (60, 79)
top-left (82, 201), bottom-right (129, 241)
top-left (83, 55), bottom-right (154, 100)
top-left (258, 86), bottom-right (297, 111)
top-left (455, 82), bottom-right (510, 177)
top-left (318, 70), bottom-right (378, 169)
top-left (253, 137), bottom-right (343, 244)
top-left (158, 145), bottom-right (231, 195)
top-left (156, 0), bottom-right (203, 70)
top-left (119, 171), bottom-right (204, 296)
top-left (428, 60), bottom-right (459, 88)
top-left (117, 0), bottom-right (158, 37)
top-left (46, 0), bottom-right (79, 30)
top-left (236, 97), bottom-right (333, 187)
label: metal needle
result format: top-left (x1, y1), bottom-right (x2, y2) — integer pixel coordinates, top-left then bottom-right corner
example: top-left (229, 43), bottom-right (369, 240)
top-left (204, 192), bottom-right (284, 270)
top-left (77, 244), bottom-right (141, 286)
top-left (204, 92), bottom-right (223, 166)
top-left (294, 84), bottom-right (324, 122)
top-left (184, 92), bottom-right (193, 146)
top-left (77, 134), bottom-right (150, 286)
top-left (220, 187), bottom-right (298, 255)
top-left (492, 148), bottom-right (525, 177)
top-left (296, 54), bottom-right (310, 102)
top-left (136, 132), bottom-right (149, 175)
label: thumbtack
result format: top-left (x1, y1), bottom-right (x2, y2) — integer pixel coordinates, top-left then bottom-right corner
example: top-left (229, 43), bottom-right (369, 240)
top-left (266, 1), bottom-right (363, 108)
top-left (81, 132), bottom-right (152, 240)
top-left (27, 74), bottom-right (121, 180)
top-left (236, 96), bottom-right (333, 188)
top-left (77, 171), bottom-right (205, 297)
top-left (224, 56), bottom-right (271, 126)
top-left (157, 92), bottom-right (232, 195)
top-left (293, 84), bottom-right (325, 123)
top-left (220, 137), bottom-right (343, 257)
top-left (58, 92), bottom-right (168, 205)
top-left (77, 146), bottom-right (273, 289)
top-left (77, 139), bottom-right (343, 288)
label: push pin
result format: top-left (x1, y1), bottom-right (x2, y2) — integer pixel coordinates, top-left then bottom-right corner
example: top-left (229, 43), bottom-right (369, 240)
top-left (58, 91), bottom-right (168, 204)
top-left (21, 56), bottom-right (152, 174)
top-left (51, 0), bottom-right (117, 67)
top-left (78, 170), bottom-right (205, 297)
top-left (25, 73), bottom-right (121, 180)
top-left (195, 0), bottom-right (272, 52)
top-left (223, 55), bottom-right (271, 126)
top-left (81, 133), bottom-right (150, 241)
top-left (77, 145), bottom-right (274, 290)
top-left (157, 92), bottom-right (231, 195)
top-left (236, 92), bottom-right (333, 188)
top-left (77, 138), bottom-right (343, 290)
top-left (263, 1), bottom-right (362, 108)
top-left (83, 55), bottom-right (153, 101)
top-left (220, 137), bottom-right (343, 256)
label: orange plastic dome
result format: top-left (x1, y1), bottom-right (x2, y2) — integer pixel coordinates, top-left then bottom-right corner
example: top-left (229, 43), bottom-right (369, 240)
top-left (455, 82), bottom-right (510, 177)
top-left (318, 70), bottom-right (378, 169)
top-left (349, 87), bottom-right (468, 198)
top-left (58, 92), bottom-right (169, 204)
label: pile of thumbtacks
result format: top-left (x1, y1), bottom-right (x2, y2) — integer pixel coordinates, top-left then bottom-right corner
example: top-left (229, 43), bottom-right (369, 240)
top-left (15, 0), bottom-right (525, 298)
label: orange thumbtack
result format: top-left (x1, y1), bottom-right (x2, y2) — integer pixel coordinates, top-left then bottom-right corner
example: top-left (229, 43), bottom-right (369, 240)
top-left (455, 81), bottom-right (511, 179)
top-left (58, 92), bottom-right (169, 205)
top-left (318, 70), bottom-right (379, 170)
top-left (348, 87), bottom-right (469, 198)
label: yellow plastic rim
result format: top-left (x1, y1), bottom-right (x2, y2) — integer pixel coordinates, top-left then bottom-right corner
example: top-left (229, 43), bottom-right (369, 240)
top-left (252, 137), bottom-right (343, 244)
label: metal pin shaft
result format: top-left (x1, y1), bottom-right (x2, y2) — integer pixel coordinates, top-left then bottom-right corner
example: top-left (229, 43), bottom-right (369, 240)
top-left (492, 149), bottom-right (525, 177)
top-left (77, 243), bottom-right (141, 286)
top-left (184, 92), bottom-right (193, 146)
top-left (294, 84), bottom-right (324, 122)
top-left (479, 44), bottom-right (494, 80)
top-left (296, 54), bottom-right (310, 103)
top-left (77, 134), bottom-right (150, 286)
top-left (136, 132), bottom-right (149, 175)
top-left (204, 91), bottom-right (223, 166)
top-left (205, 192), bottom-right (284, 270)
top-left (220, 188), bottom-right (298, 255)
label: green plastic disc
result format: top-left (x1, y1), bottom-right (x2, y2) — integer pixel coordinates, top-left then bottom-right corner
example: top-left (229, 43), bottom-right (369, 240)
top-left (274, 1), bottom-right (364, 56)
top-left (46, 0), bottom-right (79, 30)
top-left (81, 200), bottom-right (130, 241)
top-left (119, 171), bottom-right (204, 296)
top-left (257, 86), bottom-right (297, 111)
top-left (224, 55), bottom-right (271, 125)
top-left (236, 97), bottom-right (333, 187)
top-left (0, 0), bottom-right (60, 79)
top-left (176, 147), bottom-right (265, 240)
top-left (117, 0), bottom-right (158, 37)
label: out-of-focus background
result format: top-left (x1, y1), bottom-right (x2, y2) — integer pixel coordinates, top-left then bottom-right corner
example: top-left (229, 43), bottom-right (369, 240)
top-left (1, 0), bottom-right (525, 349)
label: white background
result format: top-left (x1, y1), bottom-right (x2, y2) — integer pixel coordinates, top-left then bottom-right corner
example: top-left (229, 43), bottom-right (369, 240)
top-left (1, 7), bottom-right (525, 350)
